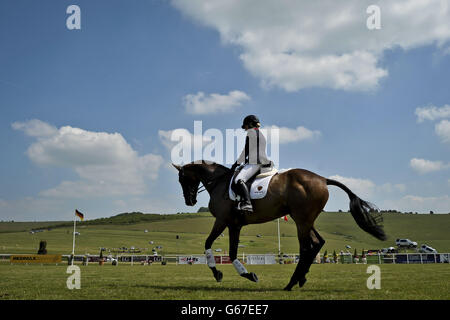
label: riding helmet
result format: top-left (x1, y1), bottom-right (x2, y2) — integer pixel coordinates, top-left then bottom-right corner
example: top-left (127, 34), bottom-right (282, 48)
top-left (241, 115), bottom-right (260, 129)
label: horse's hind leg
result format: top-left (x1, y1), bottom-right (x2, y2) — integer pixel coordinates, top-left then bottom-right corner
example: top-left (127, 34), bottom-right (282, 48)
top-left (295, 227), bottom-right (325, 287)
top-left (311, 227), bottom-right (325, 262)
top-left (205, 219), bottom-right (226, 282)
top-left (284, 225), bottom-right (324, 291)
top-left (284, 221), bottom-right (319, 291)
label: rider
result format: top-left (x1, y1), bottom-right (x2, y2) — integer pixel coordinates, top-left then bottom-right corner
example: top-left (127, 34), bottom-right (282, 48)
top-left (231, 115), bottom-right (272, 214)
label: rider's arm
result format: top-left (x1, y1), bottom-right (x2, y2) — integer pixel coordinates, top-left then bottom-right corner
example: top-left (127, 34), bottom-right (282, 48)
top-left (236, 135), bottom-right (248, 164)
top-left (246, 129), bottom-right (259, 164)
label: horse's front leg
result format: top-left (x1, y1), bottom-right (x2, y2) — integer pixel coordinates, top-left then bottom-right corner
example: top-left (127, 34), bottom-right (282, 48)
top-left (229, 224), bottom-right (258, 283)
top-left (205, 219), bottom-right (226, 282)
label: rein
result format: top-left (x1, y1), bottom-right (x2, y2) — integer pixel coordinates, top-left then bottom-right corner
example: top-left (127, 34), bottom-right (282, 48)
top-left (196, 171), bottom-right (230, 195)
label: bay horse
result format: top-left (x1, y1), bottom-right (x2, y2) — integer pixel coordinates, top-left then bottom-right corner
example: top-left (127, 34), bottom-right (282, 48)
top-left (173, 161), bottom-right (386, 291)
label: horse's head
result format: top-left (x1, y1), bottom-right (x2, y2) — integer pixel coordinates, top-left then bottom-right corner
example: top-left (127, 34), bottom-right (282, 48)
top-left (173, 163), bottom-right (200, 206)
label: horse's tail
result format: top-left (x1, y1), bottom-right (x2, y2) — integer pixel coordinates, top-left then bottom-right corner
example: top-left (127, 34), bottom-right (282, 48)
top-left (326, 179), bottom-right (387, 241)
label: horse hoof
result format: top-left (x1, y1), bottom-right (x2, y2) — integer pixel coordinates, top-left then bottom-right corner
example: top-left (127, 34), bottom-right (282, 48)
top-left (241, 272), bottom-right (258, 283)
top-left (249, 272), bottom-right (259, 283)
top-left (214, 270), bottom-right (223, 282)
top-left (298, 277), bottom-right (307, 288)
top-left (283, 281), bottom-right (296, 291)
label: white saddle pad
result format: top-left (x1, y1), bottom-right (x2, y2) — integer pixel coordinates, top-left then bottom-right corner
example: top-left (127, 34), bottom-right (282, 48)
top-left (229, 169), bottom-right (278, 201)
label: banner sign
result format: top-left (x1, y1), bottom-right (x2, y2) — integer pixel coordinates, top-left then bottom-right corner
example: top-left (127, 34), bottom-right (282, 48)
top-left (10, 254), bottom-right (62, 264)
top-left (178, 256), bottom-right (206, 264)
top-left (148, 255), bottom-right (163, 263)
top-left (87, 256), bottom-right (106, 262)
top-left (214, 256), bottom-right (232, 264)
top-left (246, 255), bottom-right (276, 265)
top-left (117, 255), bottom-right (162, 263)
top-left (395, 253), bottom-right (439, 264)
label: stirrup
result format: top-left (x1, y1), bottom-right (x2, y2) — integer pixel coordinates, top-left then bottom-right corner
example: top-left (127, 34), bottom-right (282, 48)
top-left (237, 202), bottom-right (253, 214)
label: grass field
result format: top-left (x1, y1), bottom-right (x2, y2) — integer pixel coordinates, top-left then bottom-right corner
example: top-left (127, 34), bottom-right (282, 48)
top-left (0, 212), bottom-right (449, 300)
top-left (0, 263), bottom-right (448, 300)
top-left (1, 212), bottom-right (449, 256)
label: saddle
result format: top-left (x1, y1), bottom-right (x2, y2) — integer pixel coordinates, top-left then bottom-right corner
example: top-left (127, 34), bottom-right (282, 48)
top-left (229, 163), bottom-right (278, 201)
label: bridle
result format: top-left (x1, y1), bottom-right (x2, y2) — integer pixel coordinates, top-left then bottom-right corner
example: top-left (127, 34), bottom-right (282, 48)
top-left (180, 168), bottom-right (230, 198)
top-left (198, 170), bottom-right (231, 195)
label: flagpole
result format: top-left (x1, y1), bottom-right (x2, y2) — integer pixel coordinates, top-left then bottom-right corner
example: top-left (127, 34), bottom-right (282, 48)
top-left (277, 218), bottom-right (281, 256)
top-left (72, 217), bottom-right (76, 266)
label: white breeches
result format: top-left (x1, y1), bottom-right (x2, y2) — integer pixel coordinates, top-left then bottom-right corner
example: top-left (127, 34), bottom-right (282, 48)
top-left (234, 164), bottom-right (261, 184)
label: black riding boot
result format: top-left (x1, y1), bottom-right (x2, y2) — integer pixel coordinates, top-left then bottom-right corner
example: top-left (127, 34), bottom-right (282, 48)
top-left (235, 179), bottom-right (253, 213)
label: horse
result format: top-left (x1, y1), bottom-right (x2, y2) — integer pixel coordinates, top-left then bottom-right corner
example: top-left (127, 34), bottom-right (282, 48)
top-left (173, 161), bottom-right (386, 291)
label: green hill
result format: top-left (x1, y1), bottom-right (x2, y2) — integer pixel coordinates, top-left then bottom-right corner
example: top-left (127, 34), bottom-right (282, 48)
top-left (0, 212), bottom-right (449, 256)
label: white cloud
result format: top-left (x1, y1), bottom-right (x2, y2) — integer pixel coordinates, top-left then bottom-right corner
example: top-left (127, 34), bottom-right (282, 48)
top-left (415, 104), bottom-right (450, 122)
top-left (325, 174), bottom-right (449, 213)
top-left (158, 128), bottom-right (212, 150)
top-left (171, 0), bottom-right (450, 91)
top-left (13, 120), bottom-right (164, 198)
top-left (113, 199), bottom-right (127, 208)
top-left (444, 46), bottom-right (450, 55)
top-left (435, 119), bottom-right (450, 143)
top-left (378, 183), bottom-right (406, 193)
top-left (11, 119), bottom-right (57, 137)
top-left (325, 175), bottom-right (410, 212)
top-left (158, 128), bottom-right (217, 164)
top-left (410, 158), bottom-right (449, 174)
top-left (325, 174), bottom-right (450, 213)
top-left (328, 174), bottom-right (376, 198)
top-left (183, 90), bottom-right (250, 114)
top-left (384, 195), bottom-right (450, 213)
top-left (0, 196), bottom-right (67, 221)
top-left (262, 125), bottom-right (321, 144)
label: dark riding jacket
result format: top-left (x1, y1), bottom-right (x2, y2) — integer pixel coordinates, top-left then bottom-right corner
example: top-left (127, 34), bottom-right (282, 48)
top-left (236, 128), bottom-right (271, 165)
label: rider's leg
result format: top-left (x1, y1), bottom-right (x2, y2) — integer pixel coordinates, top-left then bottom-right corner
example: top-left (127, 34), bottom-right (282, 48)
top-left (234, 164), bottom-right (260, 213)
top-left (234, 180), bottom-right (252, 211)
top-left (234, 164), bottom-right (261, 184)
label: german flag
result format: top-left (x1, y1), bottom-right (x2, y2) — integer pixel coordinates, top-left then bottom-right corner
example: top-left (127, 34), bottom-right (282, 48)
top-left (75, 209), bottom-right (84, 221)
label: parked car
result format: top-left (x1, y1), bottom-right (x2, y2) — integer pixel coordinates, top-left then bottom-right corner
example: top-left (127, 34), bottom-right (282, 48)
top-left (419, 244), bottom-right (437, 253)
top-left (395, 238), bottom-right (417, 248)
top-left (381, 247), bottom-right (397, 254)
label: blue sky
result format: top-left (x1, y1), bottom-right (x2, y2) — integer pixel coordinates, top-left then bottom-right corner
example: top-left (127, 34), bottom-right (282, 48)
top-left (1, 0), bottom-right (449, 221)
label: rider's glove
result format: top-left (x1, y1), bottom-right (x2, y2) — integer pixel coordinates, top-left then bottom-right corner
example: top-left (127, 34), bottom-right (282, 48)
top-left (231, 162), bottom-right (238, 172)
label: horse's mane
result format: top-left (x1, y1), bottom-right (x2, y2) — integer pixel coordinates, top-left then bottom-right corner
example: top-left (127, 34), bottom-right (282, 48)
top-left (184, 160), bottom-right (231, 173)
